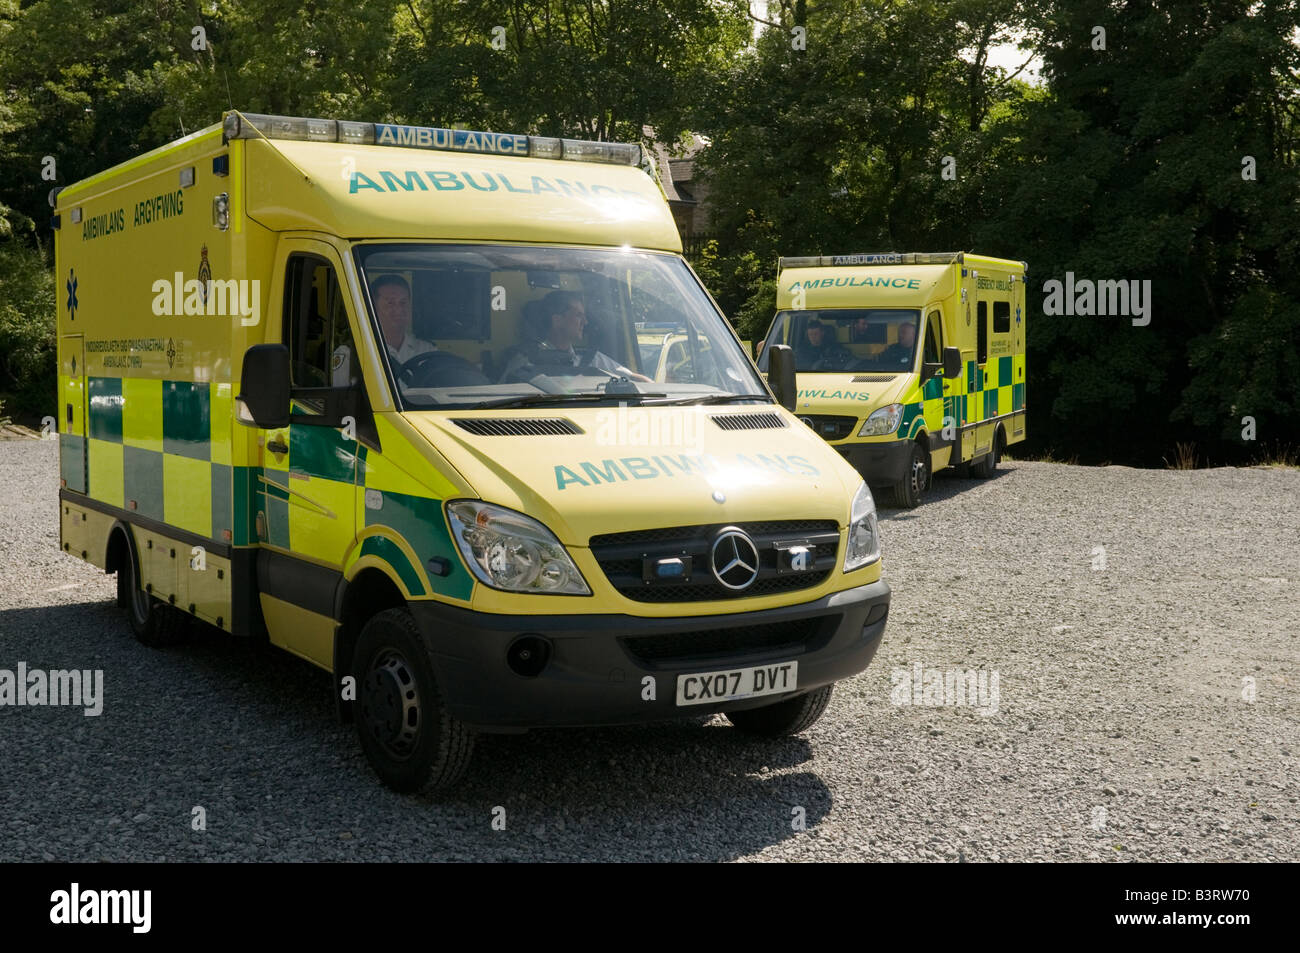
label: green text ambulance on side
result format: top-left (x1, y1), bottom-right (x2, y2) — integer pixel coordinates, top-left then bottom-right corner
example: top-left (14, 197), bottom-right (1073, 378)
top-left (53, 111), bottom-right (891, 792)
top-left (758, 253), bottom-right (1027, 508)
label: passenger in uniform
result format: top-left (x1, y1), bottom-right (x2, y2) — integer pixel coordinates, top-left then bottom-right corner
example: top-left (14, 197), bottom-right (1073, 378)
top-left (501, 290), bottom-right (649, 382)
top-left (876, 321), bottom-right (917, 370)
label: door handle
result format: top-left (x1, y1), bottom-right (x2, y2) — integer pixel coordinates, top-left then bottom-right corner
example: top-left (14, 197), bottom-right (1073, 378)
top-left (266, 438), bottom-right (289, 455)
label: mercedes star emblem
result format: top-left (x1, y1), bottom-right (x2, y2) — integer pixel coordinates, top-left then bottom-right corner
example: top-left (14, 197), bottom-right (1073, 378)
top-left (710, 528), bottom-right (760, 591)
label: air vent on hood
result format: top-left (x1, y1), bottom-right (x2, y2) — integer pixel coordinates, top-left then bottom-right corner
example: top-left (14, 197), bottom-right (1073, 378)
top-left (451, 417), bottom-right (583, 436)
top-left (710, 412), bottom-right (788, 431)
top-left (851, 374), bottom-right (896, 383)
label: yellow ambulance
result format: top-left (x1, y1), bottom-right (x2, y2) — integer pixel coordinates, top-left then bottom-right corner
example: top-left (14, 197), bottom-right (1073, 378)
top-left (53, 111), bottom-right (891, 792)
top-left (758, 252), bottom-right (1027, 507)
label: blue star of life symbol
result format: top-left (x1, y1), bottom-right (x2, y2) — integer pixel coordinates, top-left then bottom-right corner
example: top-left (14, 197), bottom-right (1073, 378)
top-left (66, 269), bottom-right (78, 320)
top-left (1015, 304), bottom-right (1021, 325)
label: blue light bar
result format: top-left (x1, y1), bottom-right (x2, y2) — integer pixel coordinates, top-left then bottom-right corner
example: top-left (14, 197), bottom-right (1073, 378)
top-left (222, 111), bottom-right (642, 166)
top-left (779, 252), bottom-right (965, 268)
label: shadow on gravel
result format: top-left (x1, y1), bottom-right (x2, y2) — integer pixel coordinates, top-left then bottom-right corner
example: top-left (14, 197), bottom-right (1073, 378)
top-left (1, 600), bottom-right (833, 861)
top-left (874, 466), bottom-right (1011, 519)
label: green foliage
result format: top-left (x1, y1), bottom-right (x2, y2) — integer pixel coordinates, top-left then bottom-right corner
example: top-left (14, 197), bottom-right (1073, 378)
top-left (1178, 286), bottom-right (1300, 442)
top-left (975, 0), bottom-right (1300, 463)
top-left (0, 204), bottom-right (56, 415)
top-left (0, 0), bottom-right (1294, 463)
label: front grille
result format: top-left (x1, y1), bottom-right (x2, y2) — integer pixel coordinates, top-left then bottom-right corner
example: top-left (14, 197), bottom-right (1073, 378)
top-left (797, 414), bottom-right (857, 441)
top-left (590, 520), bottom-right (839, 603)
top-left (621, 616), bottom-right (834, 666)
top-left (451, 417), bottom-right (582, 436)
top-left (711, 412), bottom-right (787, 431)
top-left (591, 519), bottom-right (837, 548)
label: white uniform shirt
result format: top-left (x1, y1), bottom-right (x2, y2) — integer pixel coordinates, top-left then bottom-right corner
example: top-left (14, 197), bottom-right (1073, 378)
top-left (330, 336), bottom-right (437, 388)
top-left (389, 335), bottom-right (438, 365)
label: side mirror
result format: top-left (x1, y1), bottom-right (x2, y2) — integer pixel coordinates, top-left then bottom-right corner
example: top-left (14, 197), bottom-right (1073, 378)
top-left (236, 344), bottom-right (290, 429)
top-left (768, 343), bottom-right (797, 412)
top-left (920, 361), bottom-right (940, 383)
top-left (943, 346), bottom-right (961, 380)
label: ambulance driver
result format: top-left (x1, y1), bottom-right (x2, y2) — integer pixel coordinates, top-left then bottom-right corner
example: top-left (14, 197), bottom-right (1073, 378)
top-left (333, 274), bottom-right (436, 386)
top-left (372, 274), bottom-right (437, 364)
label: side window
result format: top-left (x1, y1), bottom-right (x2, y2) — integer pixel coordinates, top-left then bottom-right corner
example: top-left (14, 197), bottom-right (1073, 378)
top-left (993, 300), bottom-right (1010, 334)
top-left (665, 340), bottom-right (690, 382)
top-left (284, 254), bottom-right (355, 415)
top-left (923, 310), bottom-right (942, 365)
top-left (977, 300), bottom-right (988, 365)
top-left (628, 268), bottom-right (713, 382)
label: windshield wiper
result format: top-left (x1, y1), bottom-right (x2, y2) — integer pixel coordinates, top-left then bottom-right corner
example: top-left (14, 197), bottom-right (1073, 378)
top-left (646, 393), bottom-right (773, 406)
top-left (466, 391), bottom-right (665, 410)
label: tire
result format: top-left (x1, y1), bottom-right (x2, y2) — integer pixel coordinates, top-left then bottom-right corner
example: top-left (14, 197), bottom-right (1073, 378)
top-left (725, 684), bottom-right (834, 737)
top-left (353, 608), bottom-right (475, 793)
top-left (117, 542), bottom-right (187, 647)
top-left (970, 436), bottom-right (1000, 479)
top-left (891, 441), bottom-right (928, 508)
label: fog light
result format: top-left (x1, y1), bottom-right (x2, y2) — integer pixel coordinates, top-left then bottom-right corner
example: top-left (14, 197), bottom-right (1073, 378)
top-left (506, 635), bottom-right (551, 677)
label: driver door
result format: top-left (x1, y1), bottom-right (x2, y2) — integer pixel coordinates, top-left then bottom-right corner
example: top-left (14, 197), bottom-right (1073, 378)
top-left (255, 239), bottom-right (360, 569)
top-left (924, 309), bottom-right (955, 471)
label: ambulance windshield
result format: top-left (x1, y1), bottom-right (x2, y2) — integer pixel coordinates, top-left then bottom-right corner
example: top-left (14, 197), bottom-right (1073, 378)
top-left (354, 244), bottom-right (766, 409)
top-left (758, 309), bottom-right (921, 374)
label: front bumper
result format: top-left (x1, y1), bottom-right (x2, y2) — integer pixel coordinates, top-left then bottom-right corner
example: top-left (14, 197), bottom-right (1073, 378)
top-left (410, 578), bottom-right (890, 729)
top-left (835, 438), bottom-right (912, 485)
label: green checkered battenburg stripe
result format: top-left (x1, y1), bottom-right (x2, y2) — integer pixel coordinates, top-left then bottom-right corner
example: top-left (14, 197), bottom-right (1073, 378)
top-left (69, 375), bottom-right (470, 600)
top-left (898, 355), bottom-right (1024, 439)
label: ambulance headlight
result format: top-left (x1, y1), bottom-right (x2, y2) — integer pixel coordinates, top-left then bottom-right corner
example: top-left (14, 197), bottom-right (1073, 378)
top-left (447, 501), bottom-right (591, 595)
top-left (843, 482), bottom-right (881, 571)
top-left (858, 403), bottom-right (903, 437)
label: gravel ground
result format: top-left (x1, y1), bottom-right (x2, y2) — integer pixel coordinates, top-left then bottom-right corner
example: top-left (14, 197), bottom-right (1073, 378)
top-left (1, 436), bottom-right (1296, 862)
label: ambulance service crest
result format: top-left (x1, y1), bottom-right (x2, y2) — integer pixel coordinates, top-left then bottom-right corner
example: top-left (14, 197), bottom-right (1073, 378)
top-left (197, 245), bottom-right (212, 305)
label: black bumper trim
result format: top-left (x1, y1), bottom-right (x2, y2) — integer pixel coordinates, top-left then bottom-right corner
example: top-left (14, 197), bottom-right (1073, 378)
top-left (834, 439), bottom-right (912, 485)
top-left (407, 579), bottom-right (890, 729)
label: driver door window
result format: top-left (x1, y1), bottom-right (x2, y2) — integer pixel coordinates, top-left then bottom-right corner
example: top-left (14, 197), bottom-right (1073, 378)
top-left (285, 254), bottom-right (355, 416)
top-left (924, 310), bottom-right (942, 366)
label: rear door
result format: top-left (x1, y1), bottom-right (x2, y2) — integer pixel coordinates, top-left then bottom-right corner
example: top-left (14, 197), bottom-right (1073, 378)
top-left (59, 334), bottom-right (87, 493)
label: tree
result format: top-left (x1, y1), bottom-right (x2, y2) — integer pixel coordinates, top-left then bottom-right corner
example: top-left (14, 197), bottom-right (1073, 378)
top-left (980, 0), bottom-right (1300, 463)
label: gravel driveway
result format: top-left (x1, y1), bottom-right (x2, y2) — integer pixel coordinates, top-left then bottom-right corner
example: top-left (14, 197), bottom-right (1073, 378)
top-left (1, 437), bottom-right (1296, 861)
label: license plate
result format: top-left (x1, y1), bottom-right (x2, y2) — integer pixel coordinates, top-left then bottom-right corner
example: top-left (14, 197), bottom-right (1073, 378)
top-left (675, 661), bottom-right (798, 706)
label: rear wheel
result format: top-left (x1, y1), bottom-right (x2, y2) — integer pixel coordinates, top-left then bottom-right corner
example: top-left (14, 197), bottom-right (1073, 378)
top-left (970, 435), bottom-right (1000, 479)
top-left (117, 542), bottom-right (186, 646)
top-left (725, 685), bottom-right (834, 737)
top-left (353, 608), bottom-right (475, 793)
top-left (891, 442), bottom-right (928, 508)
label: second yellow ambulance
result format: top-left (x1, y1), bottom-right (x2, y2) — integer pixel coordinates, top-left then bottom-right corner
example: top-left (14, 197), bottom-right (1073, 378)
top-left (759, 252), bottom-right (1027, 507)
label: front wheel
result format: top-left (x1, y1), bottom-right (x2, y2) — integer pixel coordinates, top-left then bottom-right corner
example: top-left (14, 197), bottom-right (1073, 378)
top-left (353, 608), bottom-right (475, 793)
top-left (725, 685), bottom-right (834, 737)
top-left (891, 442), bottom-right (928, 508)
